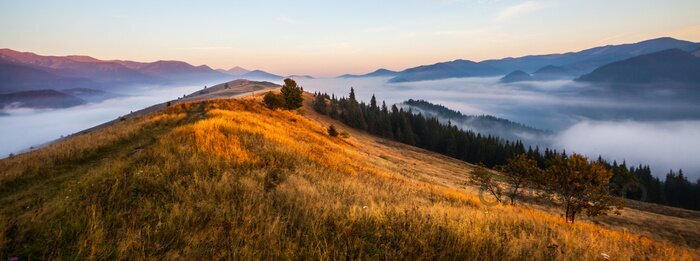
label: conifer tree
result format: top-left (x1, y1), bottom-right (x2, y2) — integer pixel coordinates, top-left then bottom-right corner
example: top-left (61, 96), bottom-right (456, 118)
top-left (312, 93), bottom-right (328, 114)
top-left (280, 78), bottom-right (303, 109)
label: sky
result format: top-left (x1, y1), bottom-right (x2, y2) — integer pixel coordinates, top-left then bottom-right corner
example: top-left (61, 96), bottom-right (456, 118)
top-left (1, 0), bottom-right (699, 76)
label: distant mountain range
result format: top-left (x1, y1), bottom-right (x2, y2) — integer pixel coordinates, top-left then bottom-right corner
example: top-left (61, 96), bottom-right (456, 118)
top-left (577, 48), bottom-right (700, 86)
top-left (389, 60), bottom-right (501, 82)
top-left (483, 37), bottom-right (700, 74)
top-left (0, 48), bottom-right (295, 111)
top-left (401, 99), bottom-right (551, 145)
top-left (0, 49), bottom-right (231, 93)
top-left (383, 37), bottom-right (700, 83)
top-left (0, 62), bottom-right (97, 91)
top-left (338, 68), bottom-right (399, 78)
top-left (0, 48), bottom-right (293, 107)
top-left (4, 37), bottom-right (700, 98)
top-left (0, 88), bottom-right (121, 110)
top-left (135, 60), bottom-right (224, 82)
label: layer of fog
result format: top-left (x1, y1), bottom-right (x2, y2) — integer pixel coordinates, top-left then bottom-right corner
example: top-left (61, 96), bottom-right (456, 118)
top-left (401, 105), bottom-right (554, 148)
top-left (2, 75), bottom-right (698, 180)
top-left (0, 84), bottom-right (206, 157)
top-left (297, 77), bottom-right (700, 179)
top-left (557, 120), bottom-right (700, 180)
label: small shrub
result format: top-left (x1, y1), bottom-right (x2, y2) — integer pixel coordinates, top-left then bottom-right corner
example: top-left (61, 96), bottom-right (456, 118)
top-left (263, 92), bottom-right (286, 109)
top-left (264, 168), bottom-right (285, 192)
top-left (327, 125), bottom-right (339, 137)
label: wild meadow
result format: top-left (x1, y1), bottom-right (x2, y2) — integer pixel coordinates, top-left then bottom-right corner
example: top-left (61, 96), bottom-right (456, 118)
top-left (0, 96), bottom-right (697, 259)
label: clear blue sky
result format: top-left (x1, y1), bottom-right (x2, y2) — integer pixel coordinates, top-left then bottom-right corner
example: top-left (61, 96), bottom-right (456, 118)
top-left (1, 0), bottom-right (699, 76)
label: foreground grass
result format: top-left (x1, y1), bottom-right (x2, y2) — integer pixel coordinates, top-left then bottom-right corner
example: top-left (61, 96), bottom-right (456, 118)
top-left (0, 98), bottom-right (697, 260)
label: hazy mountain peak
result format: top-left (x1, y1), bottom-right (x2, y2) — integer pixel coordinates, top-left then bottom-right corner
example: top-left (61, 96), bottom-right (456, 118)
top-left (389, 59), bottom-right (500, 82)
top-left (137, 60), bottom-right (221, 76)
top-left (577, 48), bottom-right (700, 85)
top-left (218, 66), bottom-right (250, 76)
top-left (239, 69), bottom-right (283, 81)
top-left (196, 64), bottom-right (214, 70)
top-left (0, 48), bottom-right (233, 90)
top-left (475, 37), bottom-right (700, 78)
top-left (371, 68), bottom-right (395, 74)
top-left (533, 65), bottom-right (563, 73)
top-left (500, 70), bottom-right (533, 83)
top-left (229, 65), bottom-right (248, 71)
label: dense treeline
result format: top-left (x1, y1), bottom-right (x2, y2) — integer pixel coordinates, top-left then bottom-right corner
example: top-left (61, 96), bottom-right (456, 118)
top-left (313, 89), bottom-right (526, 167)
top-left (599, 161), bottom-right (700, 210)
top-left (312, 89), bottom-right (700, 210)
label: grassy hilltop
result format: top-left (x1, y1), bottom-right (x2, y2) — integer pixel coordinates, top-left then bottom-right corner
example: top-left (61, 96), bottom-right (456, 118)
top-left (0, 91), bottom-right (698, 259)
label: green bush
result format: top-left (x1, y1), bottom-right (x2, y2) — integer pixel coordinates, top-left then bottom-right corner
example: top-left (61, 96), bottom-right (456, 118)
top-left (263, 92), bottom-right (286, 109)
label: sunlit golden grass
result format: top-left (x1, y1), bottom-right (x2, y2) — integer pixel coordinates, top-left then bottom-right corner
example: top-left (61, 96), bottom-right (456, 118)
top-left (0, 97), bottom-right (697, 259)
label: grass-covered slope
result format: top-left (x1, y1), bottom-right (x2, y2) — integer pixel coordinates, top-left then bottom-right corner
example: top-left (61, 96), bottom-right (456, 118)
top-left (0, 95), bottom-right (697, 259)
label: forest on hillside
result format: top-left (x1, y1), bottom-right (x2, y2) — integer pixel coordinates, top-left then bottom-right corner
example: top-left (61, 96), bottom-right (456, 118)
top-left (312, 89), bottom-right (700, 210)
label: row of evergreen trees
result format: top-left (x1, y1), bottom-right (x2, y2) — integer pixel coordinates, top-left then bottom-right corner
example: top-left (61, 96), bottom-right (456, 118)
top-left (598, 161), bottom-right (700, 210)
top-left (312, 89), bottom-right (700, 210)
top-left (313, 89), bottom-right (526, 167)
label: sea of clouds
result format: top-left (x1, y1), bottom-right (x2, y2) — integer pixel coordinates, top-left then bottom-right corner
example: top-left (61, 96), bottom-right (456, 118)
top-left (0, 84), bottom-right (205, 156)
top-left (1, 77), bottom-right (698, 180)
top-left (297, 77), bottom-right (700, 180)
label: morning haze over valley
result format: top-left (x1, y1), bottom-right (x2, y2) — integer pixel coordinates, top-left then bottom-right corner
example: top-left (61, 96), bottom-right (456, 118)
top-left (1, 0), bottom-right (700, 259)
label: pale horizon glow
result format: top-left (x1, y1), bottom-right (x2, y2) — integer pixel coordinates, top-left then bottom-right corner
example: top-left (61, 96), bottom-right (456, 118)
top-left (1, 0), bottom-right (699, 77)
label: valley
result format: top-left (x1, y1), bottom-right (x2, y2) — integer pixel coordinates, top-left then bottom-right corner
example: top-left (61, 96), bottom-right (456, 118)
top-left (1, 86), bottom-right (698, 258)
top-left (1, 7), bottom-right (700, 257)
